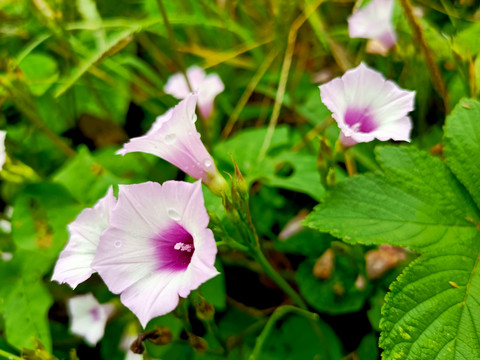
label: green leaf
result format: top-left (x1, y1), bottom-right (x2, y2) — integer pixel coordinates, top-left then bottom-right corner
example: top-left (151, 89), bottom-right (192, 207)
top-left (199, 260), bottom-right (226, 311)
top-left (55, 28), bottom-right (138, 97)
top-left (11, 182), bottom-right (82, 259)
top-left (53, 146), bottom-right (123, 205)
top-left (357, 333), bottom-right (379, 360)
top-left (18, 52), bottom-right (59, 96)
top-left (305, 132), bottom-right (480, 359)
top-left (380, 239), bottom-right (480, 360)
top-left (305, 146), bottom-right (479, 251)
top-left (0, 251), bottom-right (53, 351)
top-left (215, 126), bottom-right (324, 200)
top-left (453, 22), bottom-right (480, 58)
top-left (261, 315), bottom-right (343, 360)
top-left (296, 248), bottom-right (371, 315)
top-left (444, 99), bottom-right (480, 209)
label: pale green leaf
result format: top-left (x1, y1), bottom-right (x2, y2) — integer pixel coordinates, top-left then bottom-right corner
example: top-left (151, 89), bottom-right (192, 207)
top-left (0, 251), bottom-right (53, 351)
top-left (305, 146), bottom-right (479, 251)
top-left (444, 99), bottom-right (480, 209)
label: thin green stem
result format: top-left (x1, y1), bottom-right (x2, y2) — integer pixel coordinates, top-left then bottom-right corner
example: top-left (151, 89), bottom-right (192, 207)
top-left (249, 305), bottom-right (318, 360)
top-left (258, 0), bottom-right (324, 161)
top-left (156, 0), bottom-right (193, 92)
top-left (251, 245), bottom-right (307, 309)
top-left (398, 0), bottom-right (448, 112)
top-left (216, 240), bottom-right (249, 252)
top-left (0, 349), bottom-right (23, 360)
top-left (222, 47), bottom-right (279, 138)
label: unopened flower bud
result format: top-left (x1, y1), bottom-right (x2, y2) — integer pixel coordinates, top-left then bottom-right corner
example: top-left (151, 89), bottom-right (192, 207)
top-left (145, 326), bottom-right (172, 346)
top-left (365, 245), bottom-right (406, 279)
top-left (205, 170), bottom-right (229, 198)
top-left (232, 158), bottom-right (248, 200)
top-left (193, 296), bottom-right (215, 321)
top-left (130, 337), bottom-right (145, 354)
top-left (313, 248), bottom-right (335, 280)
top-left (188, 333), bottom-right (208, 353)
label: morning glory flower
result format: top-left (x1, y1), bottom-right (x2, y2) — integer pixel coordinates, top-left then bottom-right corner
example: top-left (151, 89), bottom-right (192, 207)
top-left (52, 187), bottom-right (116, 288)
top-left (91, 181), bottom-right (219, 327)
top-left (319, 63), bottom-right (415, 145)
top-left (117, 94), bottom-right (228, 196)
top-left (348, 0), bottom-right (397, 49)
top-left (164, 65), bottom-right (224, 119)
top-left (67, 293), bottom-right (115, 346)
top-left (0, 130), bottom-right (6, 171)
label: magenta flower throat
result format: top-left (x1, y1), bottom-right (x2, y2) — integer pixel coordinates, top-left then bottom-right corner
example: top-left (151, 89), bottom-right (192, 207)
top-left (344, 108), bottom-right (377, 133)
top-left (154, 222), bottom-right (195, 272)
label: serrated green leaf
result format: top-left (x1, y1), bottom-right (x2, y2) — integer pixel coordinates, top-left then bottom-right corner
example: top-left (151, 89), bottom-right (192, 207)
top-left (305, 146), bottom-right (479, 251)
top-left (444, 99), bottom-right (480, 209)
top-left (380, 238), bottom-right (480, 360)
top-left (305, 142), bottom-right (480, 359)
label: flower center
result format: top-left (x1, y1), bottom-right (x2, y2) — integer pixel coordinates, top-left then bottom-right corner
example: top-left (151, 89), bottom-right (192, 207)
top-left (174, 242), bottom-right (193, 252)
top-left (344, 108), bottom-right (377, 133)
top-left (153, 223), bottom-right (195, 272)
top-left (90, 307), bottom-right (100, 321)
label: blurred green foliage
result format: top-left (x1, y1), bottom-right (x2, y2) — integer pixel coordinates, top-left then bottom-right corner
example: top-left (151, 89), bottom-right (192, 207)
top-left (0, 0), bottom-right (479, 359)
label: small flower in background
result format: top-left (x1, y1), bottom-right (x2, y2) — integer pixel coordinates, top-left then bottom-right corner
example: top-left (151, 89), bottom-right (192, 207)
top-left (0, 130), bottom-right (6, 171)
top-left (348, 0), bottom-right (397, 50)
top-left (117, 94), bottom-right (228, 196)
top-left (164, 65), bottom-right (224, 119)
top-left (52, 187), bottom-right (116, 289)
top-left (120, 324), bottom-right (143, 360)
top-left (92, 181), bottom-right (219, 327)
top-left (67, 293), bottom-right (115, 346)
top-left (319, 63), bottom-right (415, 146)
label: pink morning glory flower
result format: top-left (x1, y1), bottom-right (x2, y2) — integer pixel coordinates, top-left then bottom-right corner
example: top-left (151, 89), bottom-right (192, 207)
top-left (117, 94), bottom-right (228, 196)
top-left (52, 187), bottom-right (116, 288)
top-left (0, 131), bottom-right (6, 171)
top-left (67, 293), bottom-right (115, 346)
top-left (348, 0), bottom-right (397, 49)
top-left (319, 63), bottom-right (415, 145)
top-left (164, 65), bottom-right (224, 119)
top-left (91, 181), bottom-right (219, 327)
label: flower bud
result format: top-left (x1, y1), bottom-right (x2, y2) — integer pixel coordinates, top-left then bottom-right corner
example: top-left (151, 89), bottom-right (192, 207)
top-left (145, 326), bottom-right (172, 346)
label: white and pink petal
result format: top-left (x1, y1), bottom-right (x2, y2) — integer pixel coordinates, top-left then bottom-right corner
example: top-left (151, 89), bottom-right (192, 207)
top-left (52, 187), bottom-right (116, 289)
top-left (319, 62), bottom-right (415, 145)
top-left (348, 0), bottom-right (396, 49)
top-left (92, 181), bottom-right (218, 327)
top-left (67, 293), bottom-right (114, 346)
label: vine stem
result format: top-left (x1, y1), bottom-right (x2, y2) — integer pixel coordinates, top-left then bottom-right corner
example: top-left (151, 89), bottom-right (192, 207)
top-left (251, 244), bottom-right (307, 309)
top-left (156, 0), bottom-right (192, 92)
top-left (398, 0), bottom-right (449, 112)
top-left (248, 305), bottom-right (319, 360)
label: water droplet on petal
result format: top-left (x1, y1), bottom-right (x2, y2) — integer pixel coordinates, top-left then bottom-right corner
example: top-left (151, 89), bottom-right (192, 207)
top-left (114, 240), bottom-right (122, 248)
top-left (164, 133), bottom-right (177, 144)
top-left (191, 114), bottom-right (197, 123)
top-left (203, 159), bottom-right (212, 168)
top-left (168, 209), bottom-right (181, 221)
